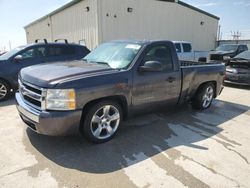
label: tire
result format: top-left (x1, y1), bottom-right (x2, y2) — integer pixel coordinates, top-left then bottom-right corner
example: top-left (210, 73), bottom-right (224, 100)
top-left (191, 83), bottom-right (215, 110)
top-left (82, 101), bottom-right (123, 143)
top-left (0, 80), bottom-right (11, 102)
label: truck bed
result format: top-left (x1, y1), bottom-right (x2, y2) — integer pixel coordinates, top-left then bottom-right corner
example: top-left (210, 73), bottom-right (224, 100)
top-left (178, 60), bottom-right (225, 104)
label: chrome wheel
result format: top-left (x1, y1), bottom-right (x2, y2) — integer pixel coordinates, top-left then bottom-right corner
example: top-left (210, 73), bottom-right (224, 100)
top-left (0, 83), bottom-right (7, 100)
top-left (202, 86), bottom-right (214, 108)
top-left (90, 105), bottom-right (120, 140)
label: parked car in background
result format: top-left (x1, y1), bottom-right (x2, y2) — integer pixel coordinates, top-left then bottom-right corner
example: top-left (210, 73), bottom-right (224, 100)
top-left (224, 50), bottom-right (250, 86)
top-left (16, 40), bottom-right (225, 143)
top-left (0, 39), bottom-right (90, 101)
top-left (210, 44), bottom-right (248, 62)
top-left (173, 41), bottom-right (209, 62)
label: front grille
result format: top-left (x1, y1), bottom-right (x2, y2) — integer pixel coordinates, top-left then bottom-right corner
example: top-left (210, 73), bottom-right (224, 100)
top-left (210, 54), bottom-right (223, 61)
top-left (19, 79), bottom-right (45, 110)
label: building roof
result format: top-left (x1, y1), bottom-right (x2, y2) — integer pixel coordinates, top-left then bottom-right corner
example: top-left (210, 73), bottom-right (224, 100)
top-left (178, 1), bottom-right (219, 20)
top-left (25, 0), bottom-right (219, 28)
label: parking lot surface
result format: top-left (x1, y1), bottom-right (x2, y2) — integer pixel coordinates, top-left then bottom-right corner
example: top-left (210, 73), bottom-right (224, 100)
top-left (0, 85), bottom-right (250, 188)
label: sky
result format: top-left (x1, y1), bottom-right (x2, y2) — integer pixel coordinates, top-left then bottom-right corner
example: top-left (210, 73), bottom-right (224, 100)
top-left (0, 0), bottom-right (250, 51)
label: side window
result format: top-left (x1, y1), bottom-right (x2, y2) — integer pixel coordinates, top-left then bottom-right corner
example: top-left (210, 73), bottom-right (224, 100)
top-left (238, 45), bottom-right (245, 53)
top-left (47, 46), bottom-right (64, 57)
top-left (61, 46), bottom-right (76, 55)
top-left (183, 43), bottom-right (192, 52)
top-left (20, 48), bottom-right (36, 59)
top-left (47, 46), bottom-right (76, 57)
top-left (175, 43), bottom-right (182, 53)
top-left (36, 47), bottom-right (46, 58)
top-left (143, 44), bottom-right (173, 71)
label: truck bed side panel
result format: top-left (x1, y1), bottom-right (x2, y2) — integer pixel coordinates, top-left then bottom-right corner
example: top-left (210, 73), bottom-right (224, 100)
top-left (179, 64), bottom-right (225, 103)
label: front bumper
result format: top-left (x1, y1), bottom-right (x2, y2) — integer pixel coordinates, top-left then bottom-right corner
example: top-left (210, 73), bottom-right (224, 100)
top-left (15, 92), bottom-right (82, 136)
top-left (225, 73), bottom-right (250, 86)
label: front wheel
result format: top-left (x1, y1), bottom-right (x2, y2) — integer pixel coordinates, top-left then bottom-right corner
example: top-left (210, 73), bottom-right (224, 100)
top-left (191, 83), bottom-right (215, 110)
top-left (0, 80), bottom-right (11, 102)
top-left (82, 101), bottom-right (123, 143)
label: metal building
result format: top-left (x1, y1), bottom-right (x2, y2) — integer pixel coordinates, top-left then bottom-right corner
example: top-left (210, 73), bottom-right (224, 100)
top-left (24, 0), bottom-right (220, 51)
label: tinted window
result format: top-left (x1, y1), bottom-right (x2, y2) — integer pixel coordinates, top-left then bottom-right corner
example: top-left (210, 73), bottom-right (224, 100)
top-left (20, 48), bottom-right (36, 59)
top-left (143, 45), bottom-right (173, 71)
top-left (175, 43), bottom-right (181, 53)
top-left (239, 45), bottom-right (248, 51)
top-left (36, 47), bottom-right (46, 58)
top-left (17, 46), bottom-right (46, 60)
top-left (62, 46), bottom-right (75, 55)
top-left (47, 46), bottom-right (75, 57)
top-left (183, 43), bottom-right (192, 52)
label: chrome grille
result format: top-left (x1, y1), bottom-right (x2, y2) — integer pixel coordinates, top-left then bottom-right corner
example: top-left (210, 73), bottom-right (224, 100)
top-left (18, 79), bottom-right (46, 110)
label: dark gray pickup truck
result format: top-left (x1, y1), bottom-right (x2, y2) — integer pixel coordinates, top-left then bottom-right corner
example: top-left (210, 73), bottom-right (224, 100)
top-left (16, 40), bottom-right (225, 143)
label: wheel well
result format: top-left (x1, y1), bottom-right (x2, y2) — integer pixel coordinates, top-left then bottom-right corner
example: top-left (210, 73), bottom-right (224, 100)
top-left (0, 78), bottom-right (11, 89)
top-left (195, 81), bottom-right (217, 97)
top-left (80, 95), bottom-right (128, 129)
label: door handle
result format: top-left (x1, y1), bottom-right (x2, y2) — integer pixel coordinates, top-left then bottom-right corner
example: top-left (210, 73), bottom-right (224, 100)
top-left (166, 77), bottom-right (176, 83)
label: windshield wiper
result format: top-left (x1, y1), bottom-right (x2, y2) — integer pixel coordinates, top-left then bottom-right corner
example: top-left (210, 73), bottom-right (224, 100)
top-left (95, 61), bottom-right (110, 66)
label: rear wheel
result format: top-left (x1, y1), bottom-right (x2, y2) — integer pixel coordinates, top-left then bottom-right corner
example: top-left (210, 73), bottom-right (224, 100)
top-left (0, 80), bottom-right (11, 102)
top-left (82, 101), bottom-right (122, 143)
top-left (192, 83), bottom-right (215, 110)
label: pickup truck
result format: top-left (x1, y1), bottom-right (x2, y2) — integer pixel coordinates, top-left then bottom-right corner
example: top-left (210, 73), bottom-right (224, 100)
top-left (210, 44), bottom-right (248, 62)
top-left (173, 41), bottom-right (209, 62)
top-left (16, 40), bottom-right (225, 143)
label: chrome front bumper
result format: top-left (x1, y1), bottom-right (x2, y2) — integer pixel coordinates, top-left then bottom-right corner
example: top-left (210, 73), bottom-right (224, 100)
top-left (16, 92), bottom-right (82, 136)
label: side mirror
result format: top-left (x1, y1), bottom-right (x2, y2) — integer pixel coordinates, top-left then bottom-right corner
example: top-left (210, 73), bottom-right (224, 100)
top-left (139, 61), bottom-right (163, 72)
top-left (14, 55), bottom-right (23, 62)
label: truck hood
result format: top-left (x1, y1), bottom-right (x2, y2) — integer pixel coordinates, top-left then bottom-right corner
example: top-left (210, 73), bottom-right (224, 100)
top-left (20, 60), bottom-right (115, 88)
top-left (210, 51), bottom-right (233, 55)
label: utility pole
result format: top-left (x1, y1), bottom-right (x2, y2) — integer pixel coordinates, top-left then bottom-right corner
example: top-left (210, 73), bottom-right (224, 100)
top-left (217, 25), bottom-right (221, 41)
top-left (231, 31), bottom-right (241, 44)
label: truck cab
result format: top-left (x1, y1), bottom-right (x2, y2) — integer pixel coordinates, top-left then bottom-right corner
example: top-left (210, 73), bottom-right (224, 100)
top-left (173, 41), bottom-right (209, 62)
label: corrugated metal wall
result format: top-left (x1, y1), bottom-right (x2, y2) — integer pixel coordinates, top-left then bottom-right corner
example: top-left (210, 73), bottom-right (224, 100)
top-left (98, 0), bottom-right (218, 51)
top-left (25, 17), bottom-right (52, 43)
top-left (25, 0), bottom-right (219, 51)
top-left (25, 0), bottom-right (99, 50)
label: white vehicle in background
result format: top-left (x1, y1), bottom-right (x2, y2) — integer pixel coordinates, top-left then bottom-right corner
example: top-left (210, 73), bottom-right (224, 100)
top-left (173, 41), bottom-right (209, 62)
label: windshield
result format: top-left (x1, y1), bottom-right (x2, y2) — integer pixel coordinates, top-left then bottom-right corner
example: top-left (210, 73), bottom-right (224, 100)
top-left (216, 45), bottom-right (238, 52)
top-left (83, 42), bottom-right (142, 69)
top-left (0, 46), bottom-right (26, 60)
top-left (234, 51), bottom-right (250, 60)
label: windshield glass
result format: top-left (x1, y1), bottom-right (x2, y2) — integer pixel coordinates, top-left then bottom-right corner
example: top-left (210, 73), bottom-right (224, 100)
top-left (83, 42), bottom-right (142, 69)
top-left (216, 44), bottom-right (238, 52)
top-left (0, 46), bottom-right (26, 60)
top-left (234, 51), bottom-right (250, 60)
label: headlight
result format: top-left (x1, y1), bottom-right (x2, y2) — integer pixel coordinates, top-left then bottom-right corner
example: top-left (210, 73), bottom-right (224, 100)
top-left (45, 89), bottom-right (76, 110)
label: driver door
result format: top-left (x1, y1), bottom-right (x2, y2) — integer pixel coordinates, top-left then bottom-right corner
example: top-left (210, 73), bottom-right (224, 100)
top-left (132, 43), bottom-right (181, 110)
